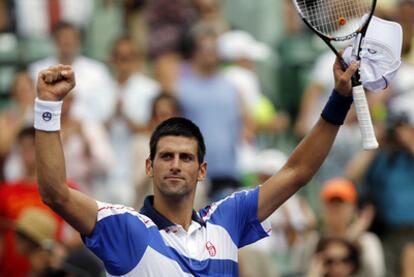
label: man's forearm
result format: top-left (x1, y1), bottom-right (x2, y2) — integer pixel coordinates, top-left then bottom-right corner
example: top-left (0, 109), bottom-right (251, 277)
top-left (36, 130), bottom-right (69, 207)
top-left (285, 117), bottom-right (340, 186)
top-left (257, 117), bottom-right (340, 221)
top-left (285, 89), bottom-right (354, 185)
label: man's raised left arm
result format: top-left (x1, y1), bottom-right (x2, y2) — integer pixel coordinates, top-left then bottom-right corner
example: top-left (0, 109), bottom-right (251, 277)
top-left (257, 56), bottom-right (359, 221)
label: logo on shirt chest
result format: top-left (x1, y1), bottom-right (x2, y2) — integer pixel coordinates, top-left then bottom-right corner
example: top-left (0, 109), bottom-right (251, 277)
top-left (205, 241), bottom-right (216, 257)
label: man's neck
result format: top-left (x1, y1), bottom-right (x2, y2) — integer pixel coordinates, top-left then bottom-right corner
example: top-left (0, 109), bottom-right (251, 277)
top-left (153, 195), bottom-right (194, 231)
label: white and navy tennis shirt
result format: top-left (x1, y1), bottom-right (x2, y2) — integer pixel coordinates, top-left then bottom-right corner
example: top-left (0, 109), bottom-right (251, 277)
top-left (82, 187), bottom-right (271, 276)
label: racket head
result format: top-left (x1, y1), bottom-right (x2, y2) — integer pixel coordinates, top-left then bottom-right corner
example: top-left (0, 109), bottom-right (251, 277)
top-left (292, 0), bottom-right (377, 42)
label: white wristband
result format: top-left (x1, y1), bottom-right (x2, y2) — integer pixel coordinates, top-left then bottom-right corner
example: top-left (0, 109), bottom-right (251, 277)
top-left (34, 98), bottom-right (63, 131)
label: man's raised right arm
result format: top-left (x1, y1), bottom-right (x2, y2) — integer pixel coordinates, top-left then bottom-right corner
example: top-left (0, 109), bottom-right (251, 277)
top-left (35, 64), bottom-right (97, 235)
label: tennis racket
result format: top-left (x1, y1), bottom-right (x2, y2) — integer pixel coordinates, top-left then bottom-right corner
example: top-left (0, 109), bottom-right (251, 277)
top-left (292, 0), bottom-right (378, 149)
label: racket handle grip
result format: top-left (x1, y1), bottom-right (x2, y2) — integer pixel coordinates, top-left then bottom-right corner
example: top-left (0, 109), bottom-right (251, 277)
top-left (352, 85), bottom-right (379, 150)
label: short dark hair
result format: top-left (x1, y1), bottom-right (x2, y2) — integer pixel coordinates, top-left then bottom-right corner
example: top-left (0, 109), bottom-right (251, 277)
top-left (316, 236), bottom-right (361, 275)
top-left (149, 117), bottom-right (206, 164)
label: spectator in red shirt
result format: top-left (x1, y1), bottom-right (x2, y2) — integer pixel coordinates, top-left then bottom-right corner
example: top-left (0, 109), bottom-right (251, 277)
top-left (0, 127), bottom-right (76, 277)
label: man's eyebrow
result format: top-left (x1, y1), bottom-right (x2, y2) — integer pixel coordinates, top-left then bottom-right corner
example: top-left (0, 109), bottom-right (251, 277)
top-left (158, 151), bottom-right (195, 156)
top-left (180, 152), bottom-right (195, 157)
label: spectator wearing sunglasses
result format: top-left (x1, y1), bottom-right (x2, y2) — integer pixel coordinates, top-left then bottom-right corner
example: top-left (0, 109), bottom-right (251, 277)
top-left (292, 178), bottom-right (385, 277)
top-left (308, 237), bottom-right (360, 277)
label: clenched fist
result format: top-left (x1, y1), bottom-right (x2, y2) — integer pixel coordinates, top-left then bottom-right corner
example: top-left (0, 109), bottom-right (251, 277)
top-left (37, 64), bottom-right (76, 101)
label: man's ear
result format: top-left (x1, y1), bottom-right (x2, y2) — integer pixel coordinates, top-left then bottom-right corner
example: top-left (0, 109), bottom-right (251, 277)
top-left (197, 161), bottom-right (207, 182)
top-left (145, 158), bottom-right (153, 177)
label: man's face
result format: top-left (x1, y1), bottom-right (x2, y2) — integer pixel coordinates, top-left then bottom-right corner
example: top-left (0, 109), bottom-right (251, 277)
top-left (146, 136), bottom-right (207, 199)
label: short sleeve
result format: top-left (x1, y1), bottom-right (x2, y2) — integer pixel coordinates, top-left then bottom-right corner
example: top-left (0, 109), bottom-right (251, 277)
top-left (81, 202), bottom-right (152, 275)
top-left (199, 187), bottom-right (271, 248)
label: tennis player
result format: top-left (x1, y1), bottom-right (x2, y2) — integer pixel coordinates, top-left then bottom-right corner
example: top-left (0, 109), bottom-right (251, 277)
top-left (34, 56), bottom-right (358, 276)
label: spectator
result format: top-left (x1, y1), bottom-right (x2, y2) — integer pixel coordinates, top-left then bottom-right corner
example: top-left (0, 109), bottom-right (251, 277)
top-left (307, 237), bottom-right (361, 277)
top-left (15, 207), bottom-right (104, 277)
top-left (396, 0), bottom-right (414, 64)
top-left (219, 30), bottom-right (289, 135)
top-left (145, 0), bottom-right (197, 94)
top-left (344, 6), bottom-right (414, 275)
top-left (0, 0), bottom-right (14, 33)
top-left (28, 21), bottom-right (116, 123)
top-left (14, 207), bottom-right (60, 277)
top-left (84, 0), bottom-right (124, 62)
top-left (386, 0), bottom-right (414, 125)
top-left (60, 93), bottom-right (114, 199)
top-left (346, 110), bottom-right (414, 277)
top-left (15, 0), bottom-right (94, 38)
top-left (108, 35), bottom-right (161, 133)
top-left (123, 0), bottom-right (147, 58)
top-left (175, 25), bottom-right (244, 200)
top-left (0, 127), bottom-right (78, 277)
top-left (293, 178), bottom-right (385, 277)
top-left (192, 0), bottom-right (229, 35)
top-left (0, 70), bottom-right (36, 181)
top-left (105, 35), bottom-right (161, 205)
top-left (218, 30), bottom-right (290, 176)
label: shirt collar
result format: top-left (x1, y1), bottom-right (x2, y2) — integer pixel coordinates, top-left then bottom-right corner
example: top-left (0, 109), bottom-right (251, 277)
top-left (140, 195), bottom-right (205, 229)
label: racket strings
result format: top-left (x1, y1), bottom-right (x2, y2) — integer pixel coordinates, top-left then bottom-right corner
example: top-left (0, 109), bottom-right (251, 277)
top-left (297, 0), bottom-right (371, 37)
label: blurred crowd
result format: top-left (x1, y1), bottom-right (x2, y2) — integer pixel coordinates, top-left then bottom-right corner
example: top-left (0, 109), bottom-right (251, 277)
top-left (0, 0), bottom-right (414, 276)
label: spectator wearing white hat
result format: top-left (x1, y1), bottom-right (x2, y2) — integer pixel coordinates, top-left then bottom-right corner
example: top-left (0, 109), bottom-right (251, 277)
top-left (218, 30), bottom-right (290, 136)
top-left (218, 30), bottom-right (290, 179)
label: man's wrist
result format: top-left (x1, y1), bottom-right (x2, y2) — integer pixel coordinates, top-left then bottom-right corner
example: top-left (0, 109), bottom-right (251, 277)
top-left (37, 93), bottom-right (62, 102)
top-left (321, 89), bottom-right (353, 125)
top-left (34, 98), bottom-right (63, 131)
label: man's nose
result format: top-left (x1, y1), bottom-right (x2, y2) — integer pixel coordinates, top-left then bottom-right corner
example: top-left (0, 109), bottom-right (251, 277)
top-left (170, 156), bottom-right (181, 171)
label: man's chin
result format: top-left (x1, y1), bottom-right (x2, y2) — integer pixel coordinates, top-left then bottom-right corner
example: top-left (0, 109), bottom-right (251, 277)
top-left (160, 187), bottom-right (192, 200)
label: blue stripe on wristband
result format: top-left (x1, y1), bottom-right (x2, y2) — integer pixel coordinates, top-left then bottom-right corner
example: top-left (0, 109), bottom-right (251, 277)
top-left (321, 89), bottom-right (353, 125)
